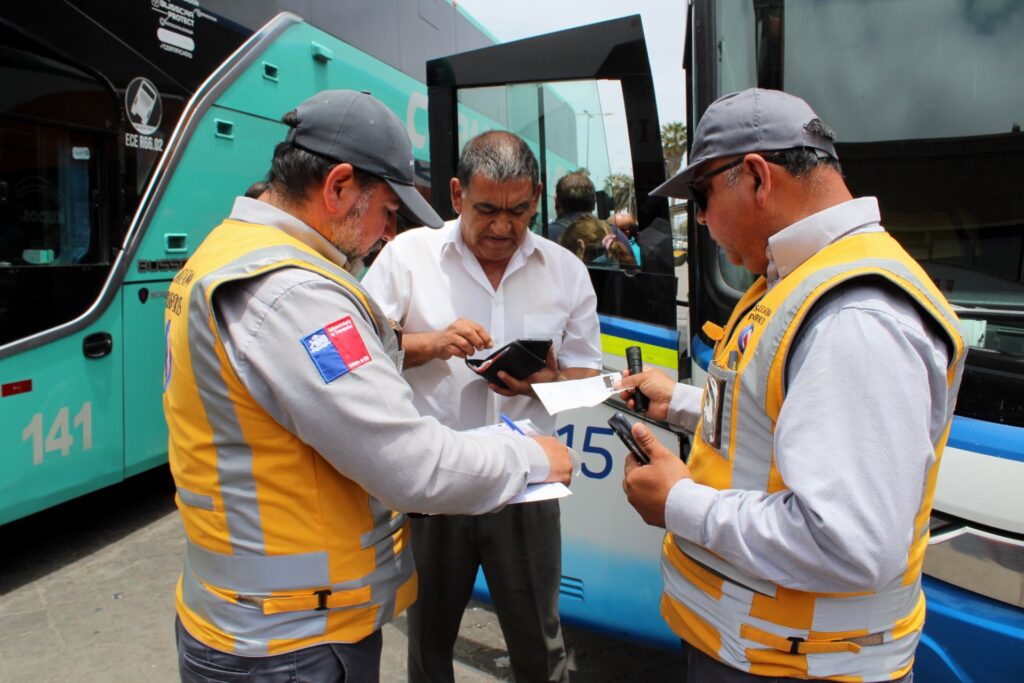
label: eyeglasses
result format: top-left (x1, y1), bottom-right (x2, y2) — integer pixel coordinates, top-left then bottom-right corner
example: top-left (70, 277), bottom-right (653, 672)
top-left (686, 156), bottom-right (744, 212)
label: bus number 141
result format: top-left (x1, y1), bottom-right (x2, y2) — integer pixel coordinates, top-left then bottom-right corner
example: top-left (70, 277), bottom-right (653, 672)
top-left (22, 403), bottom-right (93, 465)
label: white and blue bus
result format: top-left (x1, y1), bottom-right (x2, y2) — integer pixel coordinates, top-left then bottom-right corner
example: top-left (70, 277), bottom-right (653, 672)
top-left (426, 4), bottom-right (1023, 681)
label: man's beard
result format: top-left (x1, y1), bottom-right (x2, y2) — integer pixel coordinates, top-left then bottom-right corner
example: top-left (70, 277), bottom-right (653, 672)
top-left (328, 186), bottom-right (376, 274)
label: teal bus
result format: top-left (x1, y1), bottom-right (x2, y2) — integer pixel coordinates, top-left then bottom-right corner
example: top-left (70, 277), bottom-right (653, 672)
top-left (0, 1), bottom-right (499, 523)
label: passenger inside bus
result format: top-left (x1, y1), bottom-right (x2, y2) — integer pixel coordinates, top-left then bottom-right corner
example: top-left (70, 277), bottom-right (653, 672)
top-left (558, 213), bottom-right (636, 269)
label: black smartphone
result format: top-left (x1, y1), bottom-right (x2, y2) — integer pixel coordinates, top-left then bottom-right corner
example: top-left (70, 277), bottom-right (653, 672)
top-left (607, 412), bottom-right (650, 465)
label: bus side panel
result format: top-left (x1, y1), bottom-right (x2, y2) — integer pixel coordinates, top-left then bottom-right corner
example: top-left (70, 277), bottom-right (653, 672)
top-left (470, 315), bottom-right (683, 650)
top-left (0, 303), bottom-right (124, 525)
top-left (215, 23), bottom-right (432, 164)
top-left (470, 403), bottom-right (683, 651)
top-left (122, 283), bottom-right (175, 478)
top-left (557, 403), bottom-right (683, 651)
top-left (128, 111), bottom-right (288, 270)
top-left (124, 110), bottom-right (289, 477)
top-left (122, 20), bottom-right (445, 482)
top-left (916, 576), bottom-right (1024, 682)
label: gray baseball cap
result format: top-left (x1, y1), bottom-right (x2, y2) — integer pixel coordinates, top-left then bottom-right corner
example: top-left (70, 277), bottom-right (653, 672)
top-left (288, 90), bottom-right (443, 228)
top-left (652, 88), bottom-right (838, 199)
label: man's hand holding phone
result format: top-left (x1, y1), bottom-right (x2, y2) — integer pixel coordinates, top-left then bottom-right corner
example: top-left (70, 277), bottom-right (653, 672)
top-left (617, 415), bottom-right (693, 528)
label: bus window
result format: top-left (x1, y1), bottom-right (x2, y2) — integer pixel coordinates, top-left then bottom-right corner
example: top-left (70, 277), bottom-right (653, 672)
top-left (714, 1), bottom-right (758, 95)
top-left (694, 0), bottom-right (1024, 401)
top-left (0, 38), bottom-right (118, 346)
top-left (778, 0), bottom-right (1024, 428)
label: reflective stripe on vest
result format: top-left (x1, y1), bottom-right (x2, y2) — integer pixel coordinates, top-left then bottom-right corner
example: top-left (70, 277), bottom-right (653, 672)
top-left (663, 232), bottom-right (965, 680)
top-left (165, 221), bottom-right (414, 656)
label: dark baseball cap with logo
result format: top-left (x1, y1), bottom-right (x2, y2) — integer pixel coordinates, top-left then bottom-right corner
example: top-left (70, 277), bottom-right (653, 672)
top-left (287, 89), bottom-right (443, 228)
top-left (652, 88), bottom-right (838, 200)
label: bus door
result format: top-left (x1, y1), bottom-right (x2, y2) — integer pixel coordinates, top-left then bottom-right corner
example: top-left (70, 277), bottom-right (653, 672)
top-left (0, 23), bottom-right (125, 524)
top-left (427, 16), bottom-right (685, 648)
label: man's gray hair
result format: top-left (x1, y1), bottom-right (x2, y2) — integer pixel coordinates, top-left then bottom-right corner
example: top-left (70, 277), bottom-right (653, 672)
top-left (456, 130), bottom-right (539, 192)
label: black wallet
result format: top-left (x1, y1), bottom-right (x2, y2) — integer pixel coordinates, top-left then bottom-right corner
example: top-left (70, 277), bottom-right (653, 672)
top-left (465, 338), bottom-right (552, 389)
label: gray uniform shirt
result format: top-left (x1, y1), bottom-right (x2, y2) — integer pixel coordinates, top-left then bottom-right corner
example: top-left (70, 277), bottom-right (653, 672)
top-left (210, 198), bottom-right (549, 515)
top-left (665, 197), bottom-right (953, 593)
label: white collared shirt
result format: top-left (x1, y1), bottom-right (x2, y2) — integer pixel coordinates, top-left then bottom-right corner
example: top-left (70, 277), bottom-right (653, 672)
top-left (363, 218), bottom-right (602, 434)
top-left (765, 196), bottom-right (883, 286)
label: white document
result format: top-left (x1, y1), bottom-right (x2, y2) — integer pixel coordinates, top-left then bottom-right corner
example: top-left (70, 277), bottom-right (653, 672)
top-left (507, 482), bottom-right (571, 505)
top-left (533, 372), bottom-right (623, 415)
top-left (462, 419), bottom-right (574, 505)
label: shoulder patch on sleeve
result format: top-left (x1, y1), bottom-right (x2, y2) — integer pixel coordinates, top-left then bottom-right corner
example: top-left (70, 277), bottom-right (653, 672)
top-left (301, 316), bottom-right (373, 383)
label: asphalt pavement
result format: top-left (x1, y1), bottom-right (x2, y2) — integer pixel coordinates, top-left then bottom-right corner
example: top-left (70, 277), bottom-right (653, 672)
top-left (0, 467), bottom-right (687, 682)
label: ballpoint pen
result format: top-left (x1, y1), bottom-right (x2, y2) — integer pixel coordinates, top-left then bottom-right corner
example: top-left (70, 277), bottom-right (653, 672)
top-left (499, 413), bottom-right (525, 435)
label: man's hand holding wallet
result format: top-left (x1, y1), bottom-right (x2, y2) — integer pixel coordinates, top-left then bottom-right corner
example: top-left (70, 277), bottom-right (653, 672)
top-left (466, 338), bottom-right (557, 396)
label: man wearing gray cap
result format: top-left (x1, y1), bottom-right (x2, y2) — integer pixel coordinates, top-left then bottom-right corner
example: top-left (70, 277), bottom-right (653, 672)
top-left (164, 90), bottom-right (574, 681)
top-left (618, 88), bottom-right (965, 681)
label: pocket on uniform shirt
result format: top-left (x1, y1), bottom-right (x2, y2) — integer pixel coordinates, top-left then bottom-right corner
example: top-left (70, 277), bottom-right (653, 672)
top-left (523, 312), bottom-right (564, 358)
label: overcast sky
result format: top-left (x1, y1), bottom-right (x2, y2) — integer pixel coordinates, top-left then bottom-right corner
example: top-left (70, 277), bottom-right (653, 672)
top-left (453, 0), bottom-right (689, 126)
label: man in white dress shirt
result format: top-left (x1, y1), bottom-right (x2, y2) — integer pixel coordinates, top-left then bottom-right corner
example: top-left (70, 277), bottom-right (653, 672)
top-left (363, 130), bottom-right (602, 682)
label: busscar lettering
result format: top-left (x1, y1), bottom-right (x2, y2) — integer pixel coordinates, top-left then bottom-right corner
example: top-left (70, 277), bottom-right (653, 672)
top-left (138, 258), bottom-right (187, 273)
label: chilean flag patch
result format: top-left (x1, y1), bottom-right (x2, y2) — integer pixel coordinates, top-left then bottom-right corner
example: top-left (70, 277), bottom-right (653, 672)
top-left (301, 316), bottom-right (372, 383)
top-left (738, 323), bottom-right (754, 354)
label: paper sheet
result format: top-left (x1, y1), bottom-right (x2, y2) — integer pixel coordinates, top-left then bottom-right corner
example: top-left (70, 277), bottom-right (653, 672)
top-left (507, 482), bottom-right (571, 504)
top-left (532, 372), bottom-right (623, 415)
top-left (462, 419), bottom-right (574, 505)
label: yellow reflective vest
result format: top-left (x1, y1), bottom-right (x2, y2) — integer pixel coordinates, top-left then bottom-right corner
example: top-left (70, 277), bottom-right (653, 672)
top-left (663, 231), bottom-right (965, 680)
top-left (163, 219), bottom-right (415, 656)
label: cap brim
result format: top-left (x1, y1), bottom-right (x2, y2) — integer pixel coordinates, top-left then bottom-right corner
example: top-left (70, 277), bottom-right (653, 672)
top-left (388, 180), bottom-right (443, 229)
top-left (650, 163), bottom-right (699, 200)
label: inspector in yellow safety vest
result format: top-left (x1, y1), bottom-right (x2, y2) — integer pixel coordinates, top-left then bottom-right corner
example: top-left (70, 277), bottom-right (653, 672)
top-left (662, 226), bottom-right (965, 681)
top-left (164, 198), bottom-right (548, 656)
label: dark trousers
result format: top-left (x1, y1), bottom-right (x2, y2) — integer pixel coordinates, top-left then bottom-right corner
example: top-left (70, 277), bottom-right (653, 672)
top-left (407, 500), bottom-right (568, 683)
top-left (175, 616), bottom-right (382, 682)
top-left (684, 642), bottom-right (914, 683)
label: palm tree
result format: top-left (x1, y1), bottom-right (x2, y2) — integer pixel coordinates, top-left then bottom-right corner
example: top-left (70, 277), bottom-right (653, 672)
top-left (661, 121), bottom-right (687, 176)
top-left (604, 173), bottom-right (635, 215)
